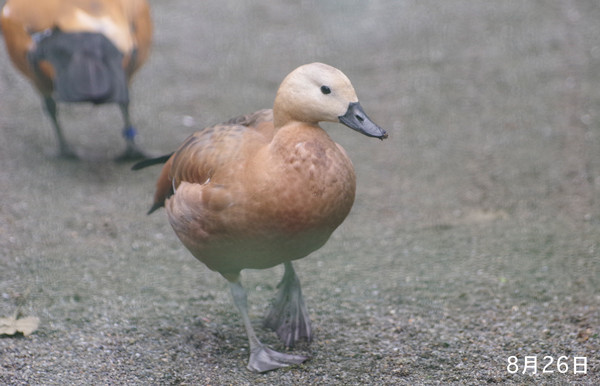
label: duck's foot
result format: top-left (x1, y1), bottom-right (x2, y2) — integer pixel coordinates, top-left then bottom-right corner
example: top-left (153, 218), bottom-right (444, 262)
top-left (114, 143), bottom-right (149, 162)
top-left (57, 143), bottom-right (79, 160)
top-left (264, 262), bottom-right (312, 347)
top-left (248, 344), bottom-right (309, 373)
top-left (115, 126), bottom-right (149, 162)
top-left (229, 279), bottom-right (309, 373)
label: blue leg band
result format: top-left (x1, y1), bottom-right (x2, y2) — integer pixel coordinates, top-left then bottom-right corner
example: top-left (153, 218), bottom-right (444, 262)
top-left (123, 126), bottom-right (137, 140)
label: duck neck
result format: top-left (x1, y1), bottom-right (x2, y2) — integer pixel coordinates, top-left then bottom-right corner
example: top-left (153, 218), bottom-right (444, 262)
top-left (270, 121), bottom-right (331, 156)
top-left (272, 90), bottom-right (321, 130)
top-left (272, 108), bottom-right (289, 130)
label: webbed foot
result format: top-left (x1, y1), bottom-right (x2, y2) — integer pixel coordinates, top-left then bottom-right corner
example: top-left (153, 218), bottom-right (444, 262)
top-left (264, 262), bottom-right (312, 347)
top-left (115, 125), bottom-right (149, 162)
top-left (248, 344), bottom-right (309, 373)
top-left (229, 278), bottom-right (309, 373)
top-left (56, 141), bottom-right (78, 159)
top-left (58, 147), bottom-right (78, 159)
top-left (114, 143), bottom-right (149, 162)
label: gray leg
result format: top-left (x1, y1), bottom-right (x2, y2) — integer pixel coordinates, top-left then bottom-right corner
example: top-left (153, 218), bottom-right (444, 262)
top-left (43, 96), bottom-right (77, 158)
top-left (263, 261), bottom-right (312, 347)
top-left (115, 102), bottom-right (148, 161)
top-left (229, 278), bottom-right (308, 372)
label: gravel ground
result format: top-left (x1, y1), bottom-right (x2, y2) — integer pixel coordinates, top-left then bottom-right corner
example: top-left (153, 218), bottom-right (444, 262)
top-left (1, 0), bottom-right (599, 384)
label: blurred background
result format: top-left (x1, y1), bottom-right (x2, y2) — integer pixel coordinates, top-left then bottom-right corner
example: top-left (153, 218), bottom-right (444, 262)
top-left (1, 0), bottom-right (598, 384)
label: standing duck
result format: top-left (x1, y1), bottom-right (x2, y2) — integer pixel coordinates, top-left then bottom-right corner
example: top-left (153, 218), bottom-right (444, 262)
top-left (134, 63), bottom-right (387, 372)
top-left (1, 0), bottom-right (152, 160)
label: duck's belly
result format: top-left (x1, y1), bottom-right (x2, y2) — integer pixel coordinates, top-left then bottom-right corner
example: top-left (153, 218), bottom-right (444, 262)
top-left (177, 226), bottom-right (334, 274)
top-left (165, 168), bottom-right (354, 275)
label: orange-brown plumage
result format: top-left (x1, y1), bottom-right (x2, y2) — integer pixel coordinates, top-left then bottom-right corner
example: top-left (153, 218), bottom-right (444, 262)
top-left (152, 107), bottom-right (359, 276)
top-left (1, 0), bottom-right (152, 159)
top-left (1, 0), bottom-right (151, 93)
top-left (136, 63), bottom-right (387, 372)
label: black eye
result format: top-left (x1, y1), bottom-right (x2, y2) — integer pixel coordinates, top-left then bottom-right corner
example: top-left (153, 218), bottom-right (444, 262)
top-left (320, 85), bottom-right (331, 95)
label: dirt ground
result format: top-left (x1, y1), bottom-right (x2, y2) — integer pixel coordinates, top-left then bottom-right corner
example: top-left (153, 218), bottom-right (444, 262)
top-left (1, 0), bottom-right (598, 384)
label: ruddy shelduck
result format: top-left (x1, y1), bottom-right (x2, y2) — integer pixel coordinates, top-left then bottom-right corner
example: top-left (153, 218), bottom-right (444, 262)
top-left (1, 0), bottom-right (152, 160)
top-left (133, 63), bottom-right (387, 372)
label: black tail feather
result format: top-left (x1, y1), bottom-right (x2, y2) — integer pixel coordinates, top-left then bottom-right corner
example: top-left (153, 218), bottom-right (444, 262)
top-left (131, 153), bottom-right (173, 170)
top-left (147, 202), bottom-right (163, 215)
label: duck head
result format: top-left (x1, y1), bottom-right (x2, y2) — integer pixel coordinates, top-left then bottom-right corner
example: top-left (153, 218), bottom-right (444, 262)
top-left (273, 62), bottom-right (388, 139)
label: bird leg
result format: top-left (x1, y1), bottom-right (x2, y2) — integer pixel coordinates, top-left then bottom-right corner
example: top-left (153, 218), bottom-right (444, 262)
top-left (229, 278), bottom-right (308, 373)
top-left (43, 96), bottom-right (77, 158)
top-left (115, 102), bottom-right (148, 161)
top-left (263, 261), bottom-right (312, 347)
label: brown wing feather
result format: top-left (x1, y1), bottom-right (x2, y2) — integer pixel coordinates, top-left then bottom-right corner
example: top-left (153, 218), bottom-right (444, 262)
top-left (224, 108), bottom-right (273, 127)
top-left (149, 109), bottom-right (274, 213)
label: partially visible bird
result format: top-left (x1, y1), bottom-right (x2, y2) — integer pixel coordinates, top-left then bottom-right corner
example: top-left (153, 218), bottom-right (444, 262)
top-left (134, 63), bottom-right (387, 372)
top-left (1, 0), bottom-right (152, 160)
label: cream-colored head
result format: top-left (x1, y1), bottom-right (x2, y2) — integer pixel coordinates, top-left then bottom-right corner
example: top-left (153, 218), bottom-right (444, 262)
top-left (273, 63), bottom-right (387, 139)
top-left (274, 62), bottom-right (357, 126)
